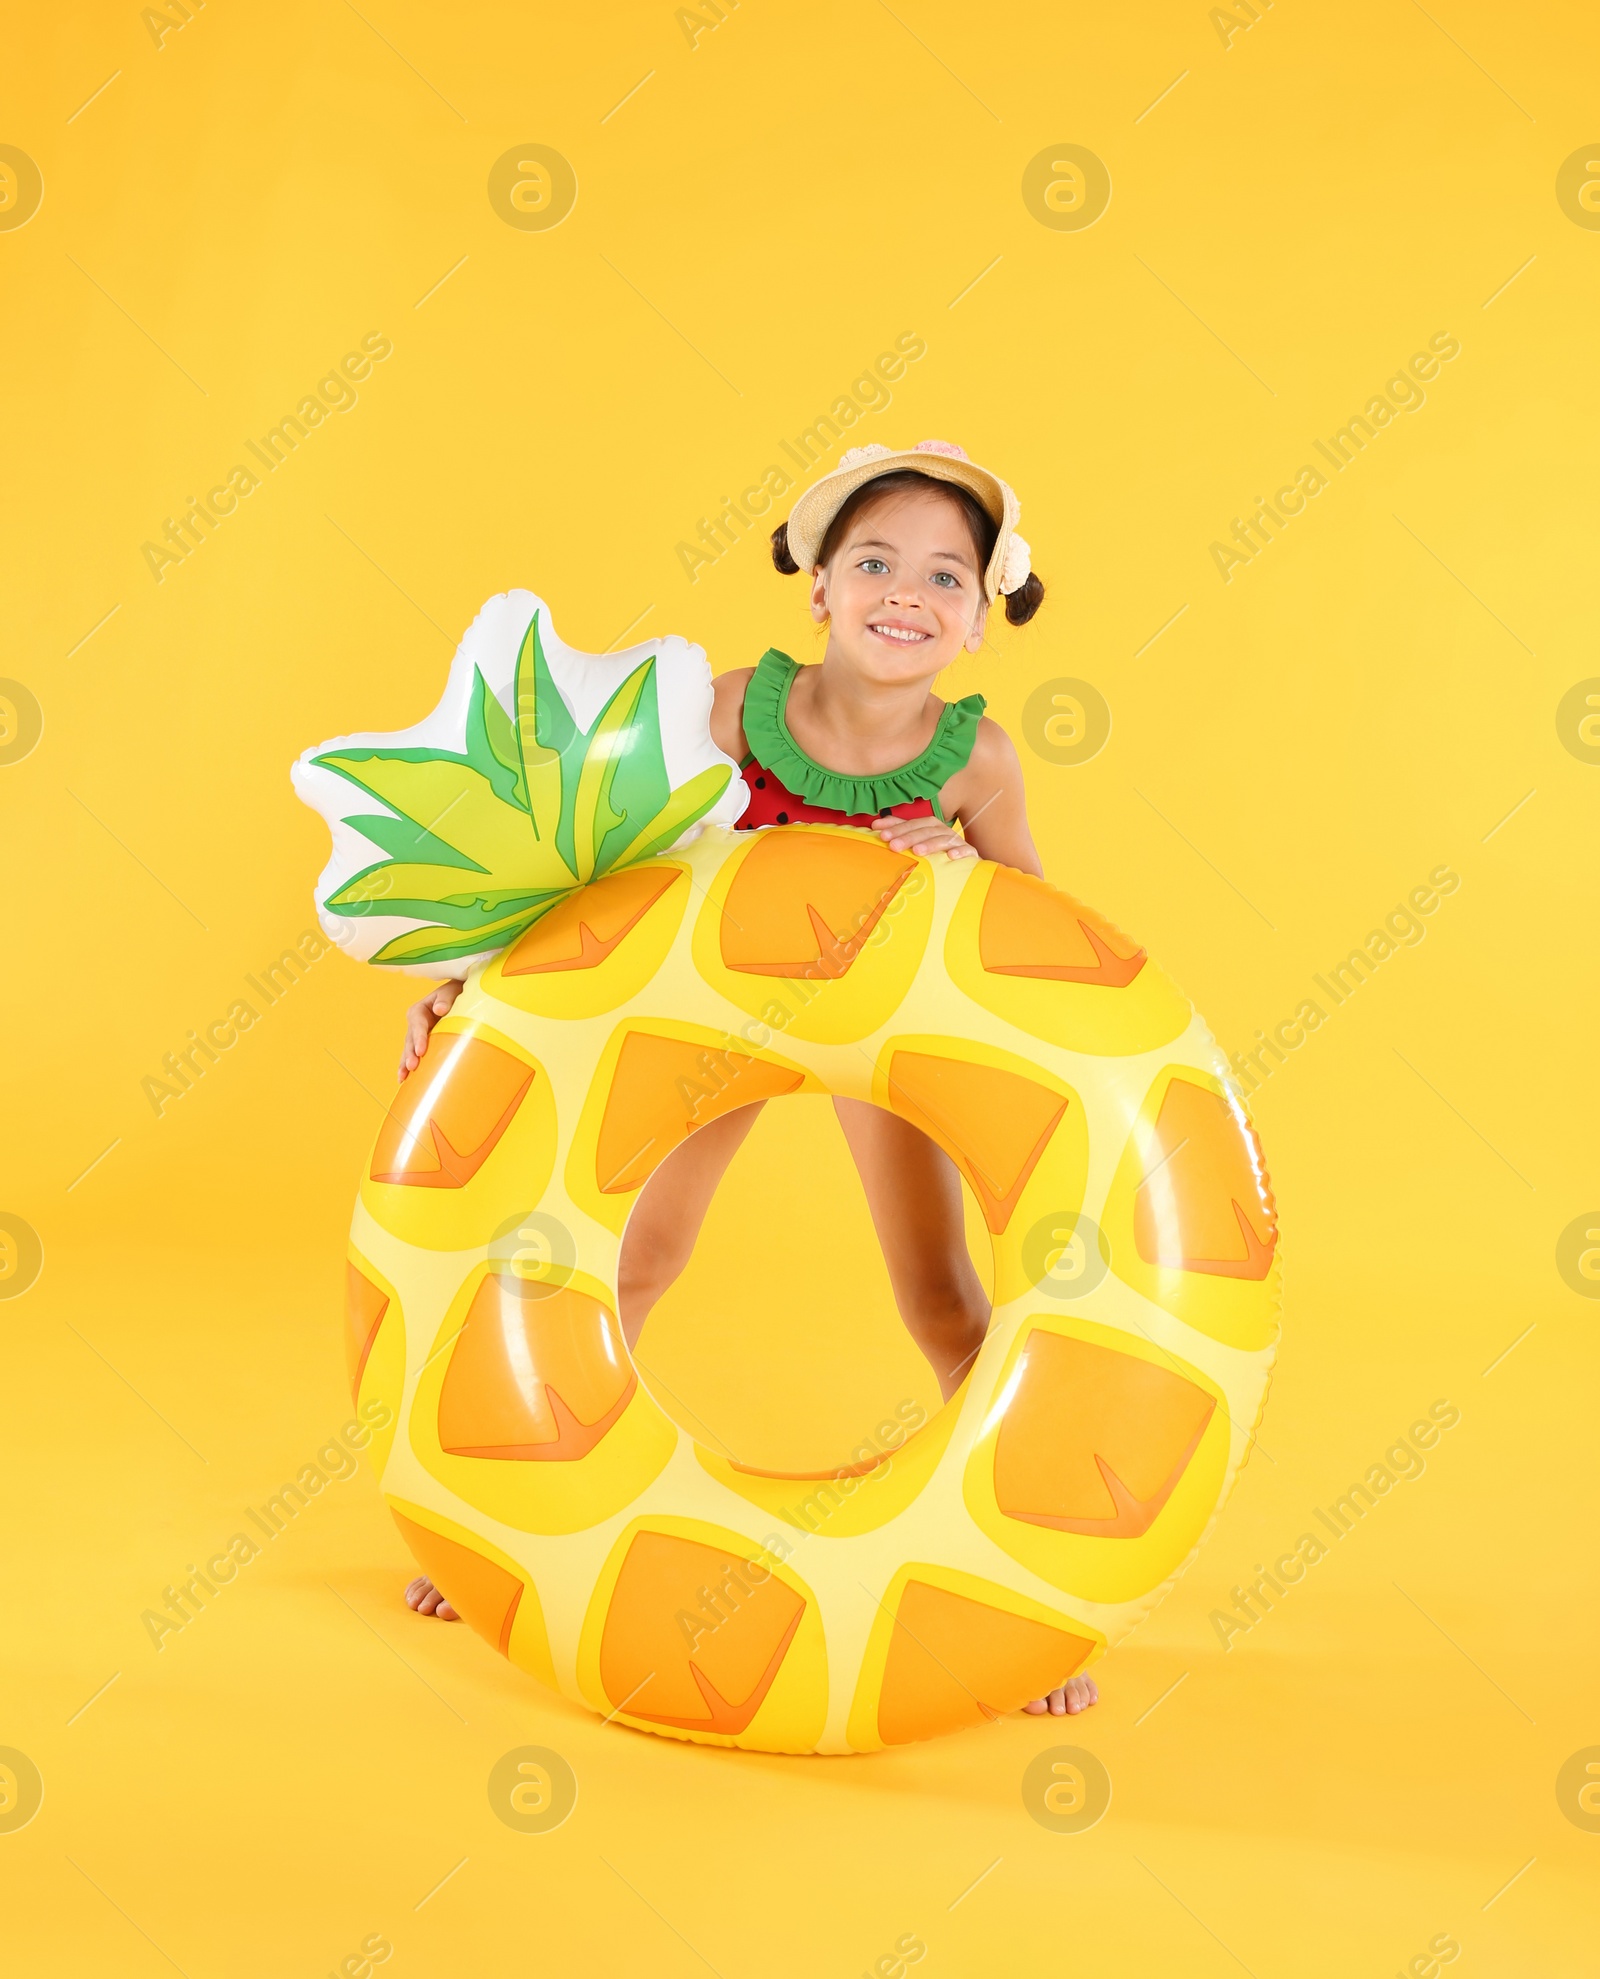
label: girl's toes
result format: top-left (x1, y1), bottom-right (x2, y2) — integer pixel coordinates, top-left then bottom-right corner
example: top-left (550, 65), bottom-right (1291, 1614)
top-left (405, 1575), bottom-right (460, 1619)
top-left (1023, 1676), bottom-right (1100, 1718)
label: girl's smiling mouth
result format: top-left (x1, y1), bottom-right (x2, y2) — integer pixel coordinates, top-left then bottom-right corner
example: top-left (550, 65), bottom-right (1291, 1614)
top-left (868, 619), bottom-right (933, 644)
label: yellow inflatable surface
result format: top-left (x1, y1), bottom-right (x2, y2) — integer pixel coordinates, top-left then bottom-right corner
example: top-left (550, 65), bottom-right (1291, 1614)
top-left (344, 820), bottom-right (1280, 1754)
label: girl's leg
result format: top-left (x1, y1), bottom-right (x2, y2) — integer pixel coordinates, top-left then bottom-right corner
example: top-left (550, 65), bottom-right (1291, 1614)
top-left (616, 1103), bottom-right (766, 1348)
top-left (831, 1098), bottom-right (991, 1401)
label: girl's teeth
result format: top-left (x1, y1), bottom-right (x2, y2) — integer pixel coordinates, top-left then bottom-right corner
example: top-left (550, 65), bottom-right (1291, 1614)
top-left (874, 625), bottom-right (926, 642)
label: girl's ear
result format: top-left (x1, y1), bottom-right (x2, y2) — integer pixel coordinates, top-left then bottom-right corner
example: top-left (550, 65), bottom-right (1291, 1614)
top-left (963, 597), bottom-right (991, 652)
top-left (809, 567), bottom-right (830, 623)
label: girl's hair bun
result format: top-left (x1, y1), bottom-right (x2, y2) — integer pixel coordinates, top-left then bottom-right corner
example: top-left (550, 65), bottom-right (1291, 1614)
top-left (1003, 571), bottom-right (1045, 627)
top-left (769, 521), bottom-right (800, 575)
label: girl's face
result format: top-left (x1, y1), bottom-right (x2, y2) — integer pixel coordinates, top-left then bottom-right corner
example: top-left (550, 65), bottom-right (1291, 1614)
top-left (809, 487), bottom-right (990, 681)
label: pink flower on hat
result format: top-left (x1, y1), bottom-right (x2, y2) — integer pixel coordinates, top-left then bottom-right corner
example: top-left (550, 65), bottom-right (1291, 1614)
top-left (1000, 531), bottom-right (1032, 595)
top-left (913, 439), bottom-right (968, 459)
top-left (838, 443), bottom-right (892, 469)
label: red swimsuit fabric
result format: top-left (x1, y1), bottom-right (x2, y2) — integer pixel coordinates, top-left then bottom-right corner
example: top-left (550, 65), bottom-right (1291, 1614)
top-left (734, 757), bottom-right (935, 831)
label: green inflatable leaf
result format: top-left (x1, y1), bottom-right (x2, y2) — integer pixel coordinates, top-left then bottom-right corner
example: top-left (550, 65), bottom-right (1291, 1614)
top-left (303, 604), bottom-right (735, 968)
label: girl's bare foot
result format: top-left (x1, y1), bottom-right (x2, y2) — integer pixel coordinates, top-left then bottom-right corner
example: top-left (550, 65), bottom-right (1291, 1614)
top-left (404, 1575), bottom-right (459, 1621)
top-left (1024, 1674), bottom-right (1099, 1717)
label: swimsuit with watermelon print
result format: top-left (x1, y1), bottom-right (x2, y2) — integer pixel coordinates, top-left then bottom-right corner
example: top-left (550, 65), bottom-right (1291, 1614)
top-left (734, 648), bottom-right (985, 830)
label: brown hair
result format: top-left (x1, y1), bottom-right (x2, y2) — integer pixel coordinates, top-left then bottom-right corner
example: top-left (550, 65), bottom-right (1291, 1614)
top-left (769, 468), bottom-right (1045, 627)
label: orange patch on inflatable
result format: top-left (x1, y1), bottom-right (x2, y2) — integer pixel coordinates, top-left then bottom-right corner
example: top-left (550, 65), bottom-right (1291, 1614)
top-left (599, 1531), bottom-right (804, 1733)
top-left (877, 1581), bottom-right (1095, 1744)
top-left (885, 1051), bottom-right (1066, 1232)
top-left (1134, 1078), bottom-right (1277, 1278)
top-left (501, 865), bottom-right (681, 975)
top-left (993, 1333), bottom-right (1215, 1537)
top-left (370, 1034), bottom-right (533, 1189)
top-left (595, 1032), bottom-right (804, 1193)
top-left (978, 866), bottom-right (1146, 987)
top-left (391, 1512), bottom-right (523, 1655)
top-left (437, 1275), bottom-right (635, 1461)
top-left (720, 831), bottom-right (914, 979)
top-left (345, 1261), bottom-right (389, 1403)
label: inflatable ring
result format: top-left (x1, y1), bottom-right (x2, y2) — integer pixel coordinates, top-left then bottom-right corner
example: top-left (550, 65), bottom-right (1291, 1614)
top-left (341, 823), bottom-right (1279, 1754)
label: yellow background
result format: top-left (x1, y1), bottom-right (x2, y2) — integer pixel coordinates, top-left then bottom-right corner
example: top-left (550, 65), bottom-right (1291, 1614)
top-left (3, 0), bottom-right (1596, 1970)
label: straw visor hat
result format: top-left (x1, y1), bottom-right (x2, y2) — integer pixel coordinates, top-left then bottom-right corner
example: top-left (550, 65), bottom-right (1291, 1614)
top-left (784, 439), bottom-right (1030, 605)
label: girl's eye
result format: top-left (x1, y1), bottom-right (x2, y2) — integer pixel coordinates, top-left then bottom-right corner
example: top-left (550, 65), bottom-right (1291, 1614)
top-left (860, 558), bottom-right (889, 574)
top-left (932, 571), bottom-right (959, 587)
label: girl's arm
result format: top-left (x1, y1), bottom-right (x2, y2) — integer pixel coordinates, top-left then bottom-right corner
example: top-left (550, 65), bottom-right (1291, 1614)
top-left (872, 718), bottom-right (1043, 876)
top-left (710, 666), bottom-right (753, 762)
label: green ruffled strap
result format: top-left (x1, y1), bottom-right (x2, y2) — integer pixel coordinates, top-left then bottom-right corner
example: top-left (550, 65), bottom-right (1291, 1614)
top-left (742, 649), bottom-right (985, 818)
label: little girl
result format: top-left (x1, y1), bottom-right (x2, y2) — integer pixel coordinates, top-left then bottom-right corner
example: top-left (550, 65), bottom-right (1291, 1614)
top-left (397, 440), bottom-right (1097, 1719)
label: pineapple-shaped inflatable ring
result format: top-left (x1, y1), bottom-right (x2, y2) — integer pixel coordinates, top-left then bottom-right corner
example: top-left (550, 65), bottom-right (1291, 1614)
top-left (293, 591), bottom-right (1279, 1755)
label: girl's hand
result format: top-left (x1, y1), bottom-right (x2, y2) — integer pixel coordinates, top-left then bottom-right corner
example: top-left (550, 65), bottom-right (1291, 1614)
top-left (868, 814), bottom-right (978, 861)
top-left (399, 980), bottom-right (462, 1081)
